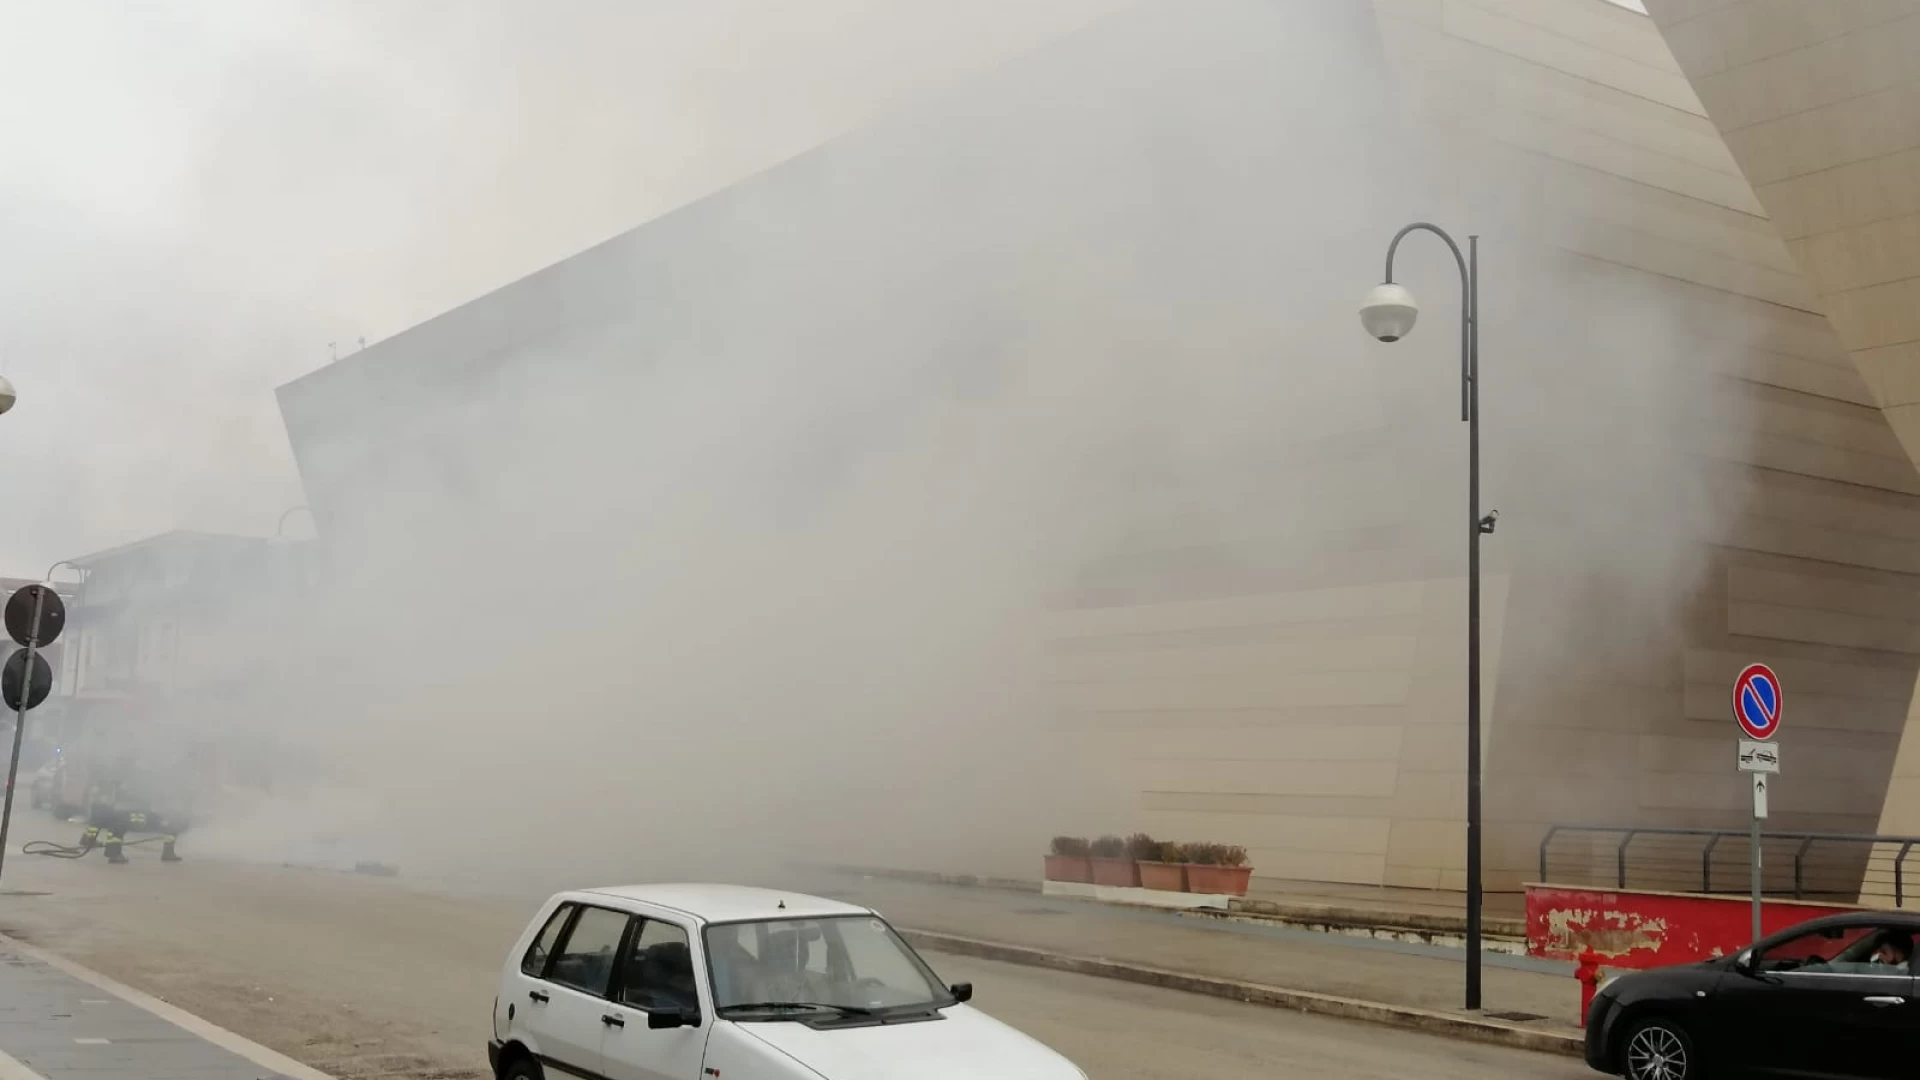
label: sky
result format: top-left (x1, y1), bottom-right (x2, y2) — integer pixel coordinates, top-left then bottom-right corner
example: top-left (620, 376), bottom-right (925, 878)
top-left (0, 0), bottom-right (1123, 572)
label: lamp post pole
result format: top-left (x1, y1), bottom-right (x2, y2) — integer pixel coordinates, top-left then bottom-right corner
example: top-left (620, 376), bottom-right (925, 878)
top-left (275, 505), bottom-right (312, 539)
top-left (45, 560), bottom-right (84, 697)
top-left (1360, 223), bottom-right (1495, 1011)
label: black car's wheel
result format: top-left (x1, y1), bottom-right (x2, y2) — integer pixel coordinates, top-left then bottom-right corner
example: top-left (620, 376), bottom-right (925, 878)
top-left (1622, 1016), bottom-right (1696, 1080)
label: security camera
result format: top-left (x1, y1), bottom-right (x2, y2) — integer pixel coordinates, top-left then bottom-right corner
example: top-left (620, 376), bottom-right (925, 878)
top-left (1359, 283), bottom-right (1419, 343)
top-left (1479, 509), bottom-right (1499, 535)
top-left (0, 376), bottom-right (15, 416)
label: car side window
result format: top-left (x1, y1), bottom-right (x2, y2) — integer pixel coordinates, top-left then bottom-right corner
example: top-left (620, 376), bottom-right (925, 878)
top-left (548, 906), bottom-right (630, 997)
top-left (620, 919), bottom-right (697, 1013)
top-left (522, 904), bottom-right (576, 977)
top-left (1826, 927), bottom-right (1914, 975)
top-left (1754, 926), bottom-right (1876, 973)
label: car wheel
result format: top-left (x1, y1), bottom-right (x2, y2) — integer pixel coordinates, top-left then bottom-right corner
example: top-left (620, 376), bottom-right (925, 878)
top-left (1622, 1016), bottom-right (1696, 1080)
top-left (499, 1053), bottom-right (543, 1080)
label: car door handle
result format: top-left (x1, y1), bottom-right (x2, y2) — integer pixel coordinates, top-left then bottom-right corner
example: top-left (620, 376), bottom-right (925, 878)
top-left (528, 990), bottom-right (549, 1004)
top-left (1863, 996), bottom-right (1904, 1007)
top-left (602, 1013), bottom-right (625, 1028)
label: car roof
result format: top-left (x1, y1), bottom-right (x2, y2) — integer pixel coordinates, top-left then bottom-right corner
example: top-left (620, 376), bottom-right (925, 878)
top-left (574, 883), bottom-right (872, 925)
top-left (1794, 911), bottom-right (1920, 930)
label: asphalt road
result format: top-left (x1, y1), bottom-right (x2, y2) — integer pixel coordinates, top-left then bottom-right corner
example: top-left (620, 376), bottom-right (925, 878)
top-left (0, 817), bottom-right (1589, 1080)
top-left (934, 954), bottom-right (1592, 1080)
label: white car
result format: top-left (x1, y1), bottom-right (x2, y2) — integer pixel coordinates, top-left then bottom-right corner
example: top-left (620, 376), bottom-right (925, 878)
top-left (489, 883), bottom-right (1086, 1080)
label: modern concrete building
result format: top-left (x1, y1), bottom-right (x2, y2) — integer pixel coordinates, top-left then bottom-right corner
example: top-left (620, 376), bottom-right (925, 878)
top-left (277, 0), bottom-right (1920, 894)
top-left (60, 530), bottom-right (310, 740)
top-left (1638, 0), bottom-right (1920, 895)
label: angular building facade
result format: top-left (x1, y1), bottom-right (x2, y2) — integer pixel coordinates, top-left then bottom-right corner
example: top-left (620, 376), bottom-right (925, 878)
top-left (277, 0), bottom-right (1920, 893)
top-left (1641, 0), bottom-right (1920, 892)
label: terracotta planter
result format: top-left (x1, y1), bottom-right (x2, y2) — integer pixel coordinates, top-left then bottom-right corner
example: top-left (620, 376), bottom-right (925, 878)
top-left (1043, 854), bottom-right (1093, 883)
top-left (1185, 864), bottom-right (1253, 896)
top-left (1137, 861), bottom-right (1187, 892)
top-left (1089, 857), bottom-right (1140, 887)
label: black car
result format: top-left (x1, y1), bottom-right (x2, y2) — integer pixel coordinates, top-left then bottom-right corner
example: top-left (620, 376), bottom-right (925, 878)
top-left (1586, 911), bottom-right (1919, 1080)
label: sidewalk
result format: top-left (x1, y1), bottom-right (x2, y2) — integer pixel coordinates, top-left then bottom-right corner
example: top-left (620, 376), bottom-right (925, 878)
top-left (780, 867), bottom-right (1583, 1051)
top-left (0, 933), bottom-right (329, 1080)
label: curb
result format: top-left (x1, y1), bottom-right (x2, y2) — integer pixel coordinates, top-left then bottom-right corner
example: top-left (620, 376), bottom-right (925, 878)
top-left (901, 929), bottom-right (1583, 1058)
top-left (1225, 897), bottom-right (1529, 941)
top-left (1187, 905), bottom-right (1530, 955)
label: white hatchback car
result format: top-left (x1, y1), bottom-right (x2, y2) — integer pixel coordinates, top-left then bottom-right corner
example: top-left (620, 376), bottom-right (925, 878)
top-left (490, 883), bottom-right (1086, 1080)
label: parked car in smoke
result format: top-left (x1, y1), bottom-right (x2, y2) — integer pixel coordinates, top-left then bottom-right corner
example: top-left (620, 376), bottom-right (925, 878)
top-left (1584, 911), bottom-right (1920, 1080)
top-left (490, 883), bottom-right (1086, 1080)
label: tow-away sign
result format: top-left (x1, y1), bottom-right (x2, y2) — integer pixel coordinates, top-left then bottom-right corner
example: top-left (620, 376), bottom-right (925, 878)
top-left (1738, 739), bottom-right (1780, 774)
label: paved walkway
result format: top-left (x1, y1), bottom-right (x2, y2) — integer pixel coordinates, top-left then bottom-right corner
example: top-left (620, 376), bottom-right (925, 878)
top-left (0, 935), bottom-right (322, 1080)
top-left (782, 868), bottom-right (1582, 1028)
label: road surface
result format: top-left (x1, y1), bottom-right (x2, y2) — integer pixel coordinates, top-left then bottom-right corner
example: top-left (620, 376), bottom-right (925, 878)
top-left (935, 954), bottom-right (1590, 1080)
top-left (0, 820), bottom-right (1587, 1080)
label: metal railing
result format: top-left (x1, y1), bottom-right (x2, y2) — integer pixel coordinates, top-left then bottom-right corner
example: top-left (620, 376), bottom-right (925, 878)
top-left (1539, 824), bottom-right (1920, 908)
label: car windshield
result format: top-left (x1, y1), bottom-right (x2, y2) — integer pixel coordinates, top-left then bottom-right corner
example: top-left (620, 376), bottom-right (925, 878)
top-left (703, 915), bottom-right (950, 1016)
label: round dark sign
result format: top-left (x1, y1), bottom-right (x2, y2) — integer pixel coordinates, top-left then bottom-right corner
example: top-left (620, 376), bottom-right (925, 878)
top-left (4, 585), bottom-right (65, 649)
top-left (1, 650), bottom-right (53, 712)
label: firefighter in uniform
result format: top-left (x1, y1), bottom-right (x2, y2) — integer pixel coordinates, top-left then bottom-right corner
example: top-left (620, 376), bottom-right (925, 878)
top-left (77, 755), bottom-right (182, 864)
top-left (81, 757), bottom-right (130, 864)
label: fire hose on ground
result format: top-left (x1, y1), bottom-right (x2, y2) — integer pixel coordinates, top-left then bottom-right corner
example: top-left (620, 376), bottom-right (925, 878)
top-left (21, 817), bottom-right (181, 863)
top-left (20, 835), bottom-right (172, 860)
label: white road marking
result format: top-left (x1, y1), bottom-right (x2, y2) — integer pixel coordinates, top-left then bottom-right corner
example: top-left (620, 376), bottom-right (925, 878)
top-left (79, 999), bottom-right (109, 1005)
top-left (0, 932), bottom-right (337, 1080)
top-left (72, 1038), bottom-right (109, 1045)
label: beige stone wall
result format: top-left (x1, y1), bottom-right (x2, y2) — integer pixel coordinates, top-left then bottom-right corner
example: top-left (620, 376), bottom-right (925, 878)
top-left (1403, 0), bottom-right (1920, 887)
top-left (1051, 0), bottom-right (1920, 893)
top-left (1383, 0), bottom-right (1920, 888)
top-left (269, 0), bottom-right (1920, 894)
top-left (1646, 0), bottom-right (1920, 451)
top-left (1050, 577), bottom-right (1508, 887)
top-left (1640, 0), bottom-right (1920, 889)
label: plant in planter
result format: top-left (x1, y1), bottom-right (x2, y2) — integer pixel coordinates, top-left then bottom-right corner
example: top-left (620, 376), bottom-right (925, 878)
top-left (1136, 839), bottom-right (1188, 893)
top-left (1088, 834), bottom-right (1139, 887)
top-left (1044, 836), bottom-right (1093, 883)
top-left (1183, 842), bottom-right (1253, 896)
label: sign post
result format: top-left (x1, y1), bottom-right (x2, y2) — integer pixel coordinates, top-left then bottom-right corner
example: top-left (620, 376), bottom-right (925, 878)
top-left (1733, 662), bottom-right (1782, 945)
top-left (0, 584), bottom-right (66, 883)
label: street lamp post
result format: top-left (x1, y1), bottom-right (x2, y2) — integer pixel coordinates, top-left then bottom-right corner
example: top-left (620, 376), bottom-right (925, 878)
top-left (45, 561), bottom-right (85, 697)
top-left (275, 505), bottom-right (312, 539)
top-left (1359, 223), bottom-right (1496, 1011)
